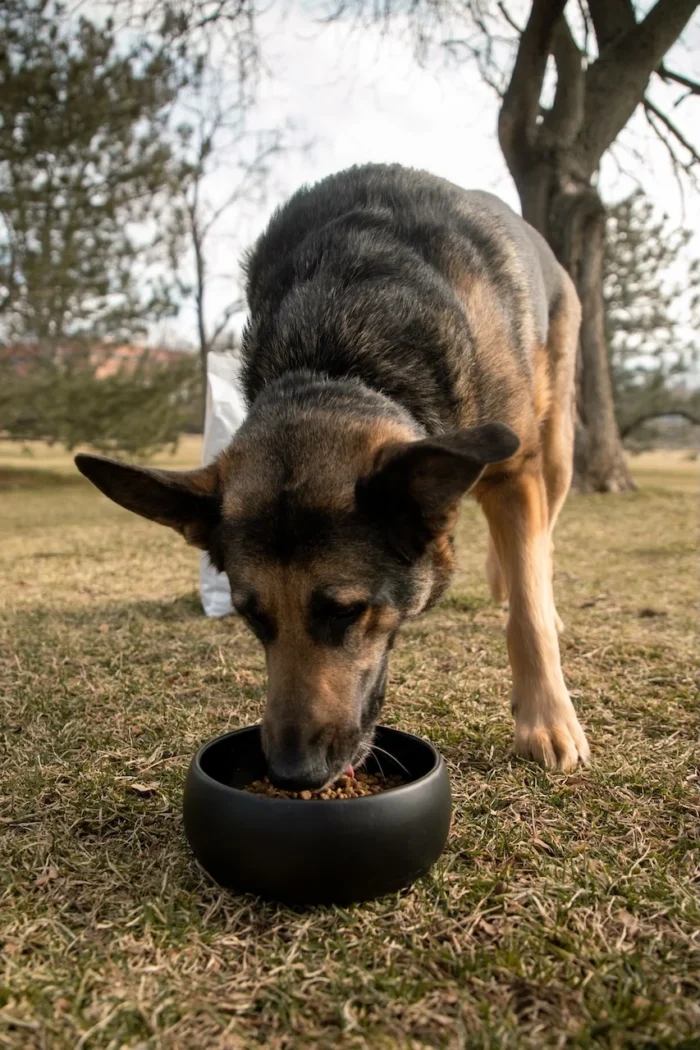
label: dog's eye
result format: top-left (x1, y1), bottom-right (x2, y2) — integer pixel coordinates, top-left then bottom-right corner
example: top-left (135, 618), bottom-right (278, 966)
top-left (327, 602), bottom-right (368, 628)
top-left (308, 593), bottom-right (371, 646)
top-left (235, 603), bottom-right (274, 642)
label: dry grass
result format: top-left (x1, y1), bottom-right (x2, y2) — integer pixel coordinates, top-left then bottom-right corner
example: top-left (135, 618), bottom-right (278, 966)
top-left (0, 441), bottom-right (698, 1050)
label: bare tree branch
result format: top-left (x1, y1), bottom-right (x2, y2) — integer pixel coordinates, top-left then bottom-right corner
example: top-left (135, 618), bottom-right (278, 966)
top-left (443, 36), bottom-right (505, 98)
top-left (620, 408), bottom-right (700, 437)
top-left (199, 135), bottom-right (283, 236)
top-left (642, 103), bottom-right (695, 205)
top-left (496, 1), bottom-right (522, 35)
top-left (613, 124), bottom-right (652, 168)
top-left (606, 0), bottom-right (699, 75)
top-left (587, 0), bottom-right (636, 53)
top-left (441, 0), bottom-right (519, 100)
top-left (498, 0), bottom-right (568, 168)
top-left (579, 0), bottom-right (699, 175)
top-left (607, 142), bottom-right (647, 190)
top-left (643, 97), bottom-right (700, 167)
top-left (208, 297), bottom-right (246, 346)
top-left (543, 15), bottom-right (585, 147)
top-left (657, 64), bottom-right (700, 94)
top-left (657, 63), bottom-right (700, 106)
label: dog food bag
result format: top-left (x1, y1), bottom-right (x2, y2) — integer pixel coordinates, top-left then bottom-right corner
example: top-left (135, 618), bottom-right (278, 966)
top-left (199, 351), bottom-right (246, 617)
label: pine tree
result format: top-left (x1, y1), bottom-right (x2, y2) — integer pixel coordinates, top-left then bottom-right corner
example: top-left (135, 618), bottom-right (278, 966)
top-left (603, 191), bottom-right (700, 439)
top-left (0, 1), bottom-right (197, 454)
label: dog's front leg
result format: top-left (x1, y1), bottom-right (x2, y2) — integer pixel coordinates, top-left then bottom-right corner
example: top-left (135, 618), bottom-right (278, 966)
top-left (477, 464), bottom-right (590, 771)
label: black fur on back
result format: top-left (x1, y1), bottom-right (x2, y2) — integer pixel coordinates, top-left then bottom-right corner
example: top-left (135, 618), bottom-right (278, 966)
top-left (240, 164), bottom-right (535, 433)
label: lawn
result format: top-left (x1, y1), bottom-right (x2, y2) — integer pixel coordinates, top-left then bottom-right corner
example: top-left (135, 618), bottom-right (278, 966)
top-left (0, 440), bottom-right (698, 1050)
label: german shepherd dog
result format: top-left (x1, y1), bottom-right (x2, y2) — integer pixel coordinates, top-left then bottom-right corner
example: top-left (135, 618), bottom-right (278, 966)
top-left (76, 164), bottom-right (590, 787)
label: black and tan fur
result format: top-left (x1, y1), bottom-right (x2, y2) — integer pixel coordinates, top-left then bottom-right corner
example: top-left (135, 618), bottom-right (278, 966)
top-left (76, 164), bottom-right (589, 788)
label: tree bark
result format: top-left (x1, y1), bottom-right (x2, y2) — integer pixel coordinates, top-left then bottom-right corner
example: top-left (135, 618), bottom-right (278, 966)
top-left (516, 169), bottom-right (636, 491)
top-left (562, 193), bottom-right (635, 491)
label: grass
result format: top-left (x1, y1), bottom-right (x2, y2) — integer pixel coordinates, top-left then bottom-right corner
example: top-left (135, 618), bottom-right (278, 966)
top-left (0, 439), bottom-right (698, 1050)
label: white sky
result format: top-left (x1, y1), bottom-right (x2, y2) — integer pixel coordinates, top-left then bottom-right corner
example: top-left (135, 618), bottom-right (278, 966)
top-left (121, 4), bottom-right (700, 349)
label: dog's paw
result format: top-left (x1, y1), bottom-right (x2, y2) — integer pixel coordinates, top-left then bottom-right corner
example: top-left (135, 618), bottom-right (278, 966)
top-left (514, 703), bottom-right (590, 772)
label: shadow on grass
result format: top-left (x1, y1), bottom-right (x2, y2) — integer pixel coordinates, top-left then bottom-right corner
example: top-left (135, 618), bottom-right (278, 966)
top-left (64, 791), bottom-right (354, 923)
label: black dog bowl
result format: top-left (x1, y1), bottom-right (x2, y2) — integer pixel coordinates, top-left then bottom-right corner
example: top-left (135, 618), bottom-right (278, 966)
top-left (183, 725), bottom-right (451, 905)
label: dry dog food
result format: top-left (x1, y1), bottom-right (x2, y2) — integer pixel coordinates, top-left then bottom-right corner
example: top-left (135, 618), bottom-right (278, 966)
top-left (243, 770), bottom-right (405, 800)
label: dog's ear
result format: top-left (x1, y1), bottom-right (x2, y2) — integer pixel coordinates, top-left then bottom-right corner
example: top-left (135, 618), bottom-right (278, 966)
top-left (357, 422), bottom-right (519, 559)
top-left (75, 454), bottom-right (223, 552)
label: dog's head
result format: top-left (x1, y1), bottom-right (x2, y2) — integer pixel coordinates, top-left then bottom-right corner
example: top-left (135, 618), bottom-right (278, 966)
top-left (76, 403), bottom-right (517, 788)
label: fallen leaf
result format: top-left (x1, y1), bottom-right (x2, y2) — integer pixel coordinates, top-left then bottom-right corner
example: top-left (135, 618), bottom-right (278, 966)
top-left (35, 867), bottom-right (59, 888)
top-left (129, 782), bottom-right (159, 797)
top-left (532, 837), bottom-right (553, 853)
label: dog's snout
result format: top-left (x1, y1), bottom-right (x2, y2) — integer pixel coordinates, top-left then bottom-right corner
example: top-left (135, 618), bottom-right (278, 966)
top-left (263, 718), bottom-right (360, 791)
top-left (266, 724), bottom-right (328, 790)
top-left (268, 760), bottom-right (328, 792)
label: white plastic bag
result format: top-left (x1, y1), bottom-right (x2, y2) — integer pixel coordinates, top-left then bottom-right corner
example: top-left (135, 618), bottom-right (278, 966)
top-left (199, 351), bottom-right (247, 617)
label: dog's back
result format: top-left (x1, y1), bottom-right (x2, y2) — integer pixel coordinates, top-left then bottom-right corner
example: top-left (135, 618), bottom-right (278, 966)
top-left (242, 163), bottom-right (572, 443)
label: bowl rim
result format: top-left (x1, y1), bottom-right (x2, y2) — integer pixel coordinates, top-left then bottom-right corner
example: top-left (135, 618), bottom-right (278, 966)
top-left (190, 723), bottom-right (446, 805)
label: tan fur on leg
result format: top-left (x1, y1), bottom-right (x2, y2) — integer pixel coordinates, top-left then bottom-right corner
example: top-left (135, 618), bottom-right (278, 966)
top-left (486, 534), bottom-right (508, 604)
top-left (540, 272), bottom-right (580, 636)
top-left (476, 464), bottom-right (589, 771)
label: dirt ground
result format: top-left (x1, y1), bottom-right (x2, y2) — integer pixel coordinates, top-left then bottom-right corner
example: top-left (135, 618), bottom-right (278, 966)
top-left (0, 440), bottom-right (697, 1049)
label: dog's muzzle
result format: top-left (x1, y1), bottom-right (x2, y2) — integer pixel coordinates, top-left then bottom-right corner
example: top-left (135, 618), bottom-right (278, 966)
top-left (263, 720), bottom-right (362, 791)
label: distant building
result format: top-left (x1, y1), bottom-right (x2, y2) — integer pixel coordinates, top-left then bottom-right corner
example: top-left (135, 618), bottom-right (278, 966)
top-left (0, 342), bottom-right (191, 379)
top-left (90, 344), bottom-right (189, 379)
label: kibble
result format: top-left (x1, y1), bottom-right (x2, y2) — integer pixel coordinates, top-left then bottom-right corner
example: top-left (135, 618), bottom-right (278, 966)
top-left (243, 769), bottom-right (405, 800)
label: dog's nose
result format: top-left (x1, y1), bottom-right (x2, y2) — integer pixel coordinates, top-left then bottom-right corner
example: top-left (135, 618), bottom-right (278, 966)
top-left (264, 717), bottom-right (361, 791)
top-left (265, 723), bottom-right (329, 790)
top-left (267, 759), bottom-right (328, 792)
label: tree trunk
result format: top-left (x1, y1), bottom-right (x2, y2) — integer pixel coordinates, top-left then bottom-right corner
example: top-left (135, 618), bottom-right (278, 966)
top-left (572, 200), bottom-right (634, 491)
top-left (550, 187), bottom-right (634, 492)
top-left (519, 175), bottom-right (635, 493)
